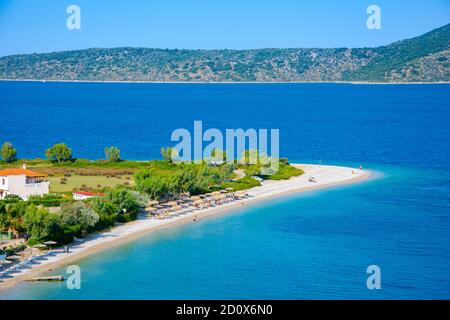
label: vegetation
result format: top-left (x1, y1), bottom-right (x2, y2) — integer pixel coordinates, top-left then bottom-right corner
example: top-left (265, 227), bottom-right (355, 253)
top-left (105, 146), bottom-right (121, 162)
top-left (263, 162), bottom-right (304, 180)
top-left (23, 205), bottom-right (61, 243)
top-left (47, 174), bottom-right (134, 193)
top-left (0, 142), bottom-right (303, 246)
top-left (134, 162), bottom-right (234, 200)
top-left (27, 194), bottom-right (69, 207)
top-left (45, 143), bottom-right (72, 163)
top-left (0, 185), bottom-right (141, 244)
top-left (0, 24), bottom-right (448, 82)
top-left (90, 187), bottom-right (140, 223)
top-left (221, 176), bottom-right (261, 191)
top-left (1, 142), bottom-right (17, 163)
top-left (160, 147), bottom-right (176, 163)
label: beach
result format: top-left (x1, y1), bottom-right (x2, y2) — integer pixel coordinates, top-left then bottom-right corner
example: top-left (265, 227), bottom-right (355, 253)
top-left (0, 164), bottom-right (369, 291)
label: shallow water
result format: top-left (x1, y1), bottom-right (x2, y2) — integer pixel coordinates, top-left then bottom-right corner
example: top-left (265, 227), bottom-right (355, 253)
top-left (0, 82), bottom-right (449, 299)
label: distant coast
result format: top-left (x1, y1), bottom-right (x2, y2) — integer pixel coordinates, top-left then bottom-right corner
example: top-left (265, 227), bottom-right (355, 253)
top-left (1, 79), bottom-right (449, 85)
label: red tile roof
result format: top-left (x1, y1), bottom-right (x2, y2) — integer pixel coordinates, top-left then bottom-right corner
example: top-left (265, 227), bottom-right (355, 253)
top-left (73, 191), bottom-right (105, 197)
top-left (0, 168), bottom-right (47, 177)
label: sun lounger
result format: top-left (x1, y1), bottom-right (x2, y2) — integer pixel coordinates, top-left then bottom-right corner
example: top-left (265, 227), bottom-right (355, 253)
top-left (73, 237), bottom-right (85, 243)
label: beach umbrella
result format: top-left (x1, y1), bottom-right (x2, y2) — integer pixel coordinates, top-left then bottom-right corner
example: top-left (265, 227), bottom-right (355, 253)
top-left (147, 200), bottom-right (159, 206)
top-left (211, 191), bottom-right (221, 196)
top-left (167, 201), bottom-right (178, 206)
top-left (190, 196), bottom-right (201, 201)
top-left (6, 255), bottom-right (20, 260)
top-left (0, 260), bottom-right (12, 270)
top-left (44, 241), bottom-right (57, 250)
top-left (145, 206), bottom-right (156, 212)
top-left (6, 254), bottom-right (20, 260)
top-left (33, 243), bottom-right (47, 250)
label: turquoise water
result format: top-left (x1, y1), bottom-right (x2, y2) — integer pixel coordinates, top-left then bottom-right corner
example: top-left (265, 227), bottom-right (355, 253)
top-left (0, 82), bottom-right (449, 299)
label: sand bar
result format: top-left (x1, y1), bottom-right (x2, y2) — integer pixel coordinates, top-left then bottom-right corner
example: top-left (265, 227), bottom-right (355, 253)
top-left (0, 164), bottom-right (370, 291)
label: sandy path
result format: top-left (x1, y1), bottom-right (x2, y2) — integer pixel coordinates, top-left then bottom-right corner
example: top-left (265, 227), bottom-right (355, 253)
top-left (0, 164), bottom-right (369, 292)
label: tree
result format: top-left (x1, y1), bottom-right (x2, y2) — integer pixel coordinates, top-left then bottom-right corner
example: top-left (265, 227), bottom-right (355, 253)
top-left (91, 186), bottom-right (140, 223)
top-left (105, 146), bottom-right (121, 162)
top-left (160, 147), bottom-right (177, 163)
top-left (210, 148), bottom-right (227, 162)
top-left (105, 186), bottom-right (140, 217)
top-left (135, 170), bottom-right (176, 200)
top-left (45, 143), bottom-right (72, 163)
top-left (1, 142), bottom-right (17, 163)
top-left (22, 205), bottom-right (61, 242)
top-left (59, 202), bottom-right (99, 233)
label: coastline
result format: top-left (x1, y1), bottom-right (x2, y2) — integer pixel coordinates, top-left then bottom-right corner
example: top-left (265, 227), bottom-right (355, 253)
top-left (0, 79), bottom-right (449, 85)
top-left (0, 164), bottom-right (370, 292)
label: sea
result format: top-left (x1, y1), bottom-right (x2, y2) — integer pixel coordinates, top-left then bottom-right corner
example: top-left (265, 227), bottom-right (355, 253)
top-left (0, 81), bottom-right (449, 299)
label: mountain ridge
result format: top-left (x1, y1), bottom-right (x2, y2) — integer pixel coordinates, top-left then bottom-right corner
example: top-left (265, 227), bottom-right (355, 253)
top-left (1, 24), bottom-right (449, 82)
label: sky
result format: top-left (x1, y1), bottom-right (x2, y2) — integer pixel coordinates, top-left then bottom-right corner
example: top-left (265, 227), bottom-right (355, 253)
top-left (0, 0), bottom-right (449, 56)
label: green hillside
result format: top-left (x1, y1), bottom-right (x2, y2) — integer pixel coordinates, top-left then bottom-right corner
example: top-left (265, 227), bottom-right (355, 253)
top-left (0, 24), bottom-right (448, 82)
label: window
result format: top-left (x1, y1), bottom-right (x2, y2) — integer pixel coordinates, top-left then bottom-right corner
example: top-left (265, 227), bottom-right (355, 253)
top-left (1, 178), bottom-right (4, 185)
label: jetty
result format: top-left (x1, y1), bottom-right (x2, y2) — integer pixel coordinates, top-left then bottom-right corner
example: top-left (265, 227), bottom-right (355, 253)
top-left (25, 275), bottom-right (64, 282)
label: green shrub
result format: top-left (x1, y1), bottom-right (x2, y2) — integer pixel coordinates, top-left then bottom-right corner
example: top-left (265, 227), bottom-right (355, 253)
top-left (221, 176), bottom-right (261, 191)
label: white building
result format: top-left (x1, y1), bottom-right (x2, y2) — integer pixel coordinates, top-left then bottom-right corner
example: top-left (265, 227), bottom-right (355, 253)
top-left (72, 191), bottom-right (105, 201)
top-left (0, 164), bottom-right (49, 200)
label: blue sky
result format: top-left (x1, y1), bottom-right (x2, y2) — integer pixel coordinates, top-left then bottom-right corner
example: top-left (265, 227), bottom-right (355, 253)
top-left (0, 0), bottom-right (449, 56)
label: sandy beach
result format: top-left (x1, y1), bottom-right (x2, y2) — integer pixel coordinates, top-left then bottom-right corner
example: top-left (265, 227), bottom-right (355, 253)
top-left (0, 164), bottom-right (370, 291)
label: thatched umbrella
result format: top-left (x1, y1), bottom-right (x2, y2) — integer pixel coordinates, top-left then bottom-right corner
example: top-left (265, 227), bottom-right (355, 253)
top-left (166, 201), bottom-right (178, 207)
top-left (147, 200), bottom-right (159, 206)
top-left (33, 243), bottom-right (47, 250)
top-left (6, 255), bottom-right (20, 265)
top-left (190, 196), bottom-right (201, 201)
top-left (194, 199), bottom-right (204, 207)
top-left (6, 255), bottom-right (20, 261)
top-left (0, 259), bottom-right (12, 271)
top-left (44, 240), bottom-right (57, 250)
top-left (145, 206), bottom-right (156, 213)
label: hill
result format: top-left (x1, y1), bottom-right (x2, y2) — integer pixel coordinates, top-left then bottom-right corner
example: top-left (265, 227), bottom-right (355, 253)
top-left (0, 24), bottom-right (448, 82)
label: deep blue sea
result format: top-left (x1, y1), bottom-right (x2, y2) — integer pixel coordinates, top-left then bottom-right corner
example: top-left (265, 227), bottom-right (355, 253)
top-left (0, 82), bottom-right (449, 299)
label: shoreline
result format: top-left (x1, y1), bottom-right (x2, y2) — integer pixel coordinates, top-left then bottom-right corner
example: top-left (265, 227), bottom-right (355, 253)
top-left (0, 164), bottom-right (370, 292)
top-left (0, 79), bottom-right (449, 85)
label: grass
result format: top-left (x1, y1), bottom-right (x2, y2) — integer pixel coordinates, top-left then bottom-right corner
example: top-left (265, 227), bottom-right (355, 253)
top-left (221, 176), bottom-right (261, 191)
top-left (263, 164), bottom-right (304, 180)
top-left (48, 174), bottom-right (134, 193)
top-left (2, 158), bottom-right (303, 193)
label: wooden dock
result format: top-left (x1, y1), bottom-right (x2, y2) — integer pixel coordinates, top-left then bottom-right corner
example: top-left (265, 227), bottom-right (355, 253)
top-left (25, 275), bottom-right (64, 282)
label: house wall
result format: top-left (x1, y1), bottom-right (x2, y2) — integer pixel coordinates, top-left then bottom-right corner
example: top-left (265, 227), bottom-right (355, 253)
top-left (6, 175), bottom-right (49, 200)
top-left (73, 193), bottom-right (89, 201)
top-left (0, 176), bottom-right (9, 190)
